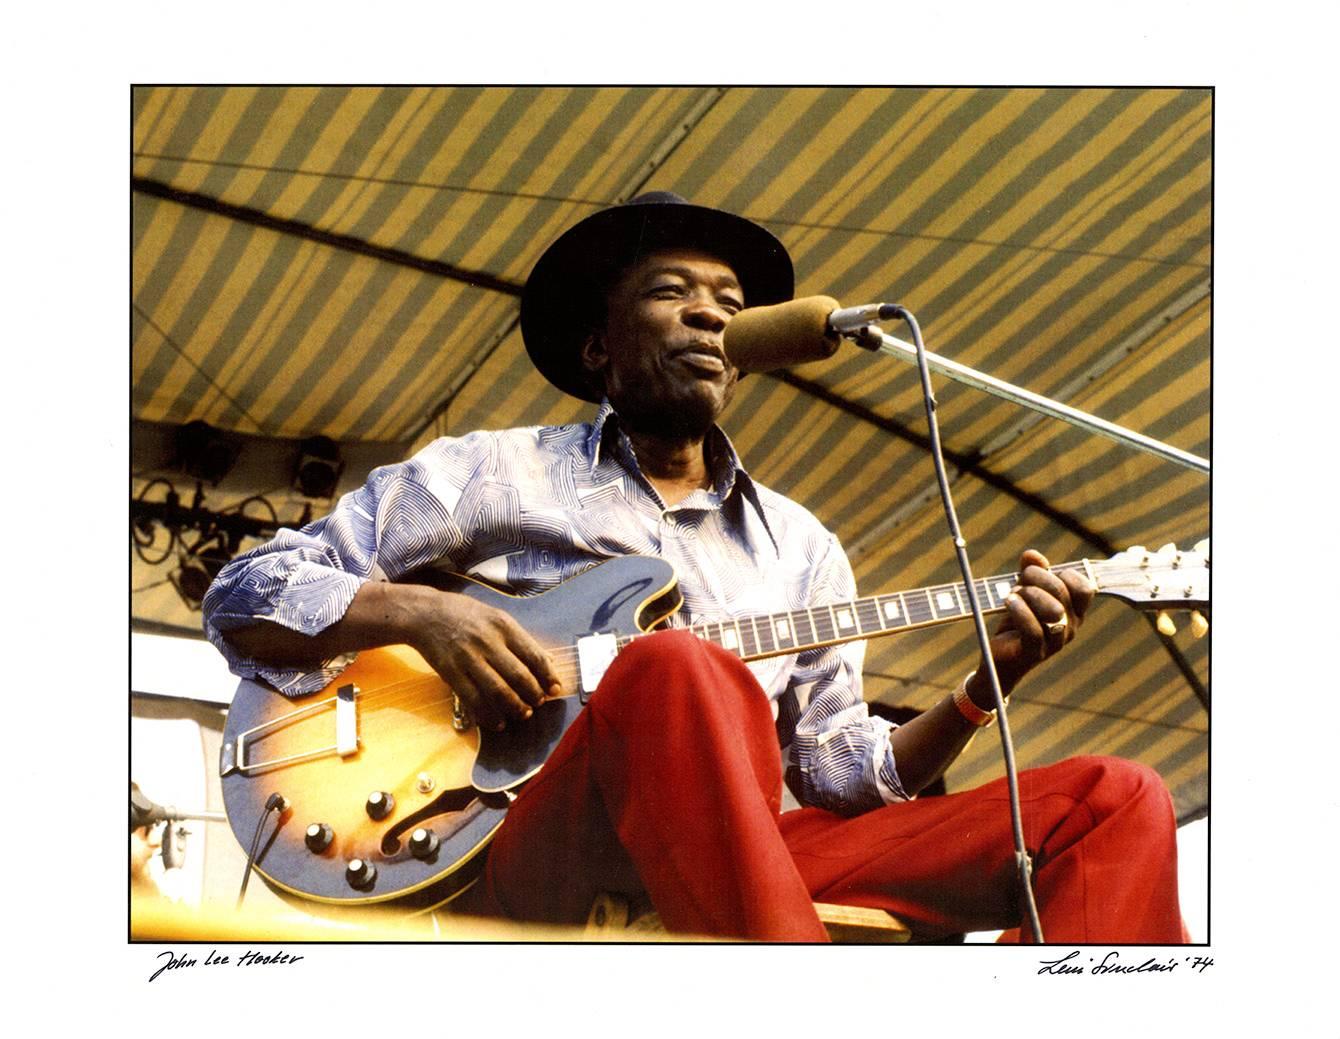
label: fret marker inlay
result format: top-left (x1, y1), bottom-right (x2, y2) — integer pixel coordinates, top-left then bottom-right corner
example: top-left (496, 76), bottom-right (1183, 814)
top-left (722, 628), bottom-right (739, 650)
top-left (994, 581), bottom-right (1011, 602)
top-left (836, 607), bottom-right (854, 629)
top-left (936, 591), bottom-right (956, 612)
top-left (882, 600), bottom-right (900, 621)
top-left (776, 619), bottom-right (791, 640)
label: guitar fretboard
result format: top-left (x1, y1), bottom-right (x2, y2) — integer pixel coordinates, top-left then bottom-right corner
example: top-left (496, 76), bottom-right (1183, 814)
top-left (612, 560), bottom-right (1093, 662)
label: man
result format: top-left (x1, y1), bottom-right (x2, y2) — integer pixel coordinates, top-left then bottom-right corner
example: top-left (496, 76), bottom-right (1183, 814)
top-left (204, 192), bottom-right (1185, 942)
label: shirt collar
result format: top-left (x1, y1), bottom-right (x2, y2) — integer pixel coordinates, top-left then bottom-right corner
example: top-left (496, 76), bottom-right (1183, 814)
top-left (585, 400), bottom-right (778, 551)
top-left (585, 399), bottom-right (619, 465)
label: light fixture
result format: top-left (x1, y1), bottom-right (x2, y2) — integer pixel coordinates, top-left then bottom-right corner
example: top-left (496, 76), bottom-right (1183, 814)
top-left (294, 435), bottom-right (344, 499)
top-left (176, 420), bottom-right (239, 485)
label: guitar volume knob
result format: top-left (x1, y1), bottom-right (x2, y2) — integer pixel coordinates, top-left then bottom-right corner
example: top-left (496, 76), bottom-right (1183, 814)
top-left (345, 858), bottom-right (377, 890)
top-left (304, 822), bottom-right (334, 853)
top-left (365, 791), bottom-right (395, 820)
top-left (409, 827), bottom-right (440, 860)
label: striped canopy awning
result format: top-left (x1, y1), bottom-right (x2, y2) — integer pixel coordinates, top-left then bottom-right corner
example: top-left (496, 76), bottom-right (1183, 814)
top-left (132, 86), bottom-right (1210, 817)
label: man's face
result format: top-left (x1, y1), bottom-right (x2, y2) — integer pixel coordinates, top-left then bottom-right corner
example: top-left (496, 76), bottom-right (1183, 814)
top-left (582, 247), bottom-right (744, 439)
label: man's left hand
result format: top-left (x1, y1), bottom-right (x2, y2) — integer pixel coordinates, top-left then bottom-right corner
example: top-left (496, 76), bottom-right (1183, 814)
top-left (967, 548), bottom-right (1095, 705)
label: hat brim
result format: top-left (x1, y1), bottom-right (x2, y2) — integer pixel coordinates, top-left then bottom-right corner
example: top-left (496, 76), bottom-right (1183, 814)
top-left (521, 199), bottom-right (794, 402)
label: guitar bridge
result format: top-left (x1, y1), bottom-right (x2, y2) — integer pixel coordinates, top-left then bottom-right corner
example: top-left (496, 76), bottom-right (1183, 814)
top-left (219, 684), bottom-right (361, 777)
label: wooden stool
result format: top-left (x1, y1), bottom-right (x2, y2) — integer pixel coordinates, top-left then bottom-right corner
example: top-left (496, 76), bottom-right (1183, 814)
top-left (584, 892), bottom-right (912, 943)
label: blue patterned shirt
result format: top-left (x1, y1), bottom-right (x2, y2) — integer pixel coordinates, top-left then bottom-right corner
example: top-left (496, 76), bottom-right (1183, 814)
top-left (203, 403), bottom-right (907, 813)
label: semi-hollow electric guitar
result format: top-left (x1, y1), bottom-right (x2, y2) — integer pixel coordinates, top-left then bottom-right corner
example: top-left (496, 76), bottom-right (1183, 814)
top-left (220, 541), bottom-right (1208, 910)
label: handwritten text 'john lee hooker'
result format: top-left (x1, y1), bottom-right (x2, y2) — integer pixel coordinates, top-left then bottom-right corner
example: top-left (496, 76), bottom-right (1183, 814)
top-left (149, 948), bottom-right (305, 982)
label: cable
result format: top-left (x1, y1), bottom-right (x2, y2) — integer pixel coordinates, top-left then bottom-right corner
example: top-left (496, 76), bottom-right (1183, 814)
top-left (132, 478), bottom-right (179, 564)
top-left (891, 304), bottom-right (1046, 944)
top-left (236, 792), bottom-right (287, 908)
top-left (223, 494), bottom-right (279, 524)
top-left (133, 530), bottom-right (177, 566)
top-left (132, 477), bottom-right (175, 510)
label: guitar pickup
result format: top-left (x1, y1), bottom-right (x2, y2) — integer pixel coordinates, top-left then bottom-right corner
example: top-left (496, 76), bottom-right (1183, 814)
top-left (576, 633), bottom-right (619, 702)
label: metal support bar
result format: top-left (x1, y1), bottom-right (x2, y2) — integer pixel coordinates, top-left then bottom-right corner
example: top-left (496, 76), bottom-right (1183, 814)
top-left (132, 177), bottom-right (525, 297)
top-left (977, 281), bottom-right (1211, 460)
top-left (864, 329), bottom-right (1210, 474)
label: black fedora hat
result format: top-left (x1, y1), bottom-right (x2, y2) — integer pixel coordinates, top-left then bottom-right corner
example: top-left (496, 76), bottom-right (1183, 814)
top-left (520, 191), bottom-right (794, 402)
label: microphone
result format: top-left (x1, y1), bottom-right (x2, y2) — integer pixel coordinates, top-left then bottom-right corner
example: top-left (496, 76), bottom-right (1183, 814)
top-left (724, 296), bottom-right (899, 372)
top-left (131, 782), bottom-right (171, 831)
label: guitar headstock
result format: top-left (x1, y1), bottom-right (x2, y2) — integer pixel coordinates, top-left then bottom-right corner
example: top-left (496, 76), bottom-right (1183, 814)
top-left (1090, 540), bottom-right (1209, 629)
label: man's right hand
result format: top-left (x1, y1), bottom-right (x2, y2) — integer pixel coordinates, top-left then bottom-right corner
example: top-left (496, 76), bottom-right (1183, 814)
top-left (406, 590), bottom-right (565, 732)
top-left (223, 581), bottom-right (565, 732)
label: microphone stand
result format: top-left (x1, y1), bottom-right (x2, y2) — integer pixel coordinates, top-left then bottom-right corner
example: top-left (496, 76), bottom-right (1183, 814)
top-left (837, 307), bottom-right (1207, 942)
top-left (131, 782), bottom-right (226, 830)
top-left (847, 325), bottom-right (1209, 474)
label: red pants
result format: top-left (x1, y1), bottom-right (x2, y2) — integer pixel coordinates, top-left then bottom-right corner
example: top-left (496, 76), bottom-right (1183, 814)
top-left (478, 630), bottom-right (1186, 942)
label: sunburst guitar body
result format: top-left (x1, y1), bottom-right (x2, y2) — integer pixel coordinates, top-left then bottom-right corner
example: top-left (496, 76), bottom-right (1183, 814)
top-left (219, 556), bottom-right (683, 910)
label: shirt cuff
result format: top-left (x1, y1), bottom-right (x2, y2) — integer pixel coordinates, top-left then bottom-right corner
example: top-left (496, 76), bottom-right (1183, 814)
top-left (873, 721), bottom-right (910, 803)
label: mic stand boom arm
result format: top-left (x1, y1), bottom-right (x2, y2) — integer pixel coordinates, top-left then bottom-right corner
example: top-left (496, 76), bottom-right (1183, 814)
top-left (855, 327), bottom-right (1209, 474)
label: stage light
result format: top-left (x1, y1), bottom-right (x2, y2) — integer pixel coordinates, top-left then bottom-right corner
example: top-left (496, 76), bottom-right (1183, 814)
top-left (294, 435), bottom-right (344, 499)
top-left (176, 420), bottom-right (240, 485)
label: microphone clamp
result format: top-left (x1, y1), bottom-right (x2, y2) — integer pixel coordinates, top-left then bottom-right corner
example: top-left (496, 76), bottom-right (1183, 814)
top-left (826, 302), bottom-right (900, 336)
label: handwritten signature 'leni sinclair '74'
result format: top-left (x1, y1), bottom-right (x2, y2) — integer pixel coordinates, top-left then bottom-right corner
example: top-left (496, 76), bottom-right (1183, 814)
top-left (149, 948), bottom-right (304, 982)
top-left (1038, 950), bottom-right (1214, 976)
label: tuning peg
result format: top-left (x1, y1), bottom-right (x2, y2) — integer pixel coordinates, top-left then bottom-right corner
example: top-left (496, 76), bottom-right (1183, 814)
top-left (1158, 543), bottom-right (1177, 555)
top-left (1194, 538), bottom-right (1209, 559)
top-left (1156, 611), bottom-right (1177, 636)
top-left (1190, 611), bottom-right (1209, 638)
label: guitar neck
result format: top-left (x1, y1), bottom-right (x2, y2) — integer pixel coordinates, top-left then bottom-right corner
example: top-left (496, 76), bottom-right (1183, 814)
top-left (679, 560), bottom-right (1094, 663)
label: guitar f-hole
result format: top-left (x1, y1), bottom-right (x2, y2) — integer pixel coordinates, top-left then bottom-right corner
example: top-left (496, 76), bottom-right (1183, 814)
top-left (379, 784), bottom-right (491, 855)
